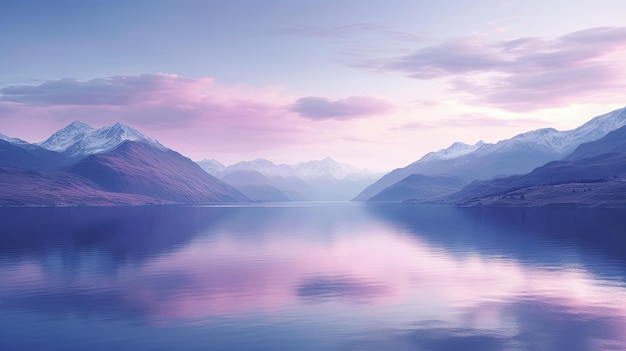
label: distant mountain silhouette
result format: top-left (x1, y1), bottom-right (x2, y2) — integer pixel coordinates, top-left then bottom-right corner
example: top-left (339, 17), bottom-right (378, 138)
top-left (208, 157), bottom-right (381, 201)
top-left (220, 170), bottom-right (290, 202)
top-left (196, 159), bottom-right (226, 176)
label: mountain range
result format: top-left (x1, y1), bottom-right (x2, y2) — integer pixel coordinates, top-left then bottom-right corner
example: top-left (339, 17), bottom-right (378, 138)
top-left (197, 157), bottom-right (381, 201)
top-left (219, 170), bottom-right (291, 202)
top-left (3, 105), bottom-right (626, 207)
top-left (0, 122), bottom-right (248, 206)
top-left (355, 106), bottom-right (626, 204)
top-left (443, 124), bottom-right (626, 207)
top-left (1, 122), bottom-right (378, 206)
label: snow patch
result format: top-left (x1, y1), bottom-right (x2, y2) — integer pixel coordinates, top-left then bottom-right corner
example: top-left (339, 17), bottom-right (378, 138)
top-left (0, 133), bottom-right (29, 145)
top-left (419, 140), bottom-right (486, 162)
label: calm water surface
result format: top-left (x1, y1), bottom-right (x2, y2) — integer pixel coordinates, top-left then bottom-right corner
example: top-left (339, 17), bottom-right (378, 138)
top-left (0, 203), bottom-right (625, 350)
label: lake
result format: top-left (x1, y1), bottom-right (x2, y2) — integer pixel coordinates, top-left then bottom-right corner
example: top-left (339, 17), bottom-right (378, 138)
top-left (0, 203), bottom-right (625, 351)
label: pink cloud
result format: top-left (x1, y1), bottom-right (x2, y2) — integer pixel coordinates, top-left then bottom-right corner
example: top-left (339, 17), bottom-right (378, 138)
top-left (0, 74), bottom-right (322, 155)
top-left (290, 95), bottom-right (394, 120)
top-left (367, 27), bottom-right (626, 111)
top-left (0, 74), bottom-right (401, 160)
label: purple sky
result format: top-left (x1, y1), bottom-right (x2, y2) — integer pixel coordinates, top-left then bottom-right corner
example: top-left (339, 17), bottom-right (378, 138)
top-left (1, 0), bottom-right (625, 170)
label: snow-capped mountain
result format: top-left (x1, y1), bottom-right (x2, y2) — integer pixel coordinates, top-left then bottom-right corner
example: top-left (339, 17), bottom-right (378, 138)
top-left (292, 157), bottom-right (371, 180)
top-left (564, 123), bottom-right (626, 161)
top-left (355, 106), bottom-right (626, 201)
top-left (220, 157), bottom-right (374, 180)
top-left (200, 157), bottom-right (380, 201)
top-left (445, 124), bottom-right (626, 207)
top-left (476, 107), bottom-right (626, 155)
top-left (419, 141), bottom-right (486, 162)
top-left (1, 123), bottom-right (248, 206)
top-left (420, 106), bottom-right (626, 165)
top-left (196, 159), bottom-right (226, 177)
top-left (38, 121), bottom-right (164, 158)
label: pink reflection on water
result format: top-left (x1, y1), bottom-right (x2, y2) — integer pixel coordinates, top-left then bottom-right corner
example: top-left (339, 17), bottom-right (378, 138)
top-left (1, 223), bottom-right (625, 347)
top-left (0, 262), bottom-right (44, 290)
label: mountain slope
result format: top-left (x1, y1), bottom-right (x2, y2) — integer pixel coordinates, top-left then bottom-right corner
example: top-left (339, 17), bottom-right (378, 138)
top-left (69, 140), bottom-right (249, 203)
top-left (455, 179), bottom-right (626, 208)
top-left (39, 121), bottom-right (164, 158)
top-left (220, 170), bottom-right (290, 202)
top-left (0, 133), bottom-right (29, 145)
top-left (0, 139), bottom-right (71, 171)
top-left (447, 152), bottom-right (626, 204)
top-left (355, 106), bottom-right (626, 201)
top-left (0, 167), bottom-right (165, 206)
top-left (368, 174), bottom-right (466, 202)
top-left (261, 175), bottom-right (314, 201)
top-left (563, 124), bottom-right (626, 161)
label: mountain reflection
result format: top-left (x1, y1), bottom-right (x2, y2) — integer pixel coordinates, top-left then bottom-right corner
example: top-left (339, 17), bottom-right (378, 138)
top-left (0, 206), bottom-right (223, 266)
top-left (0, 204), bottom-right (625, 350)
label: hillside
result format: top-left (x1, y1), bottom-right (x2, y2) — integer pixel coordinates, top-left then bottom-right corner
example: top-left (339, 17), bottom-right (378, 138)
top-left (70, 141), bottom-right (249, 203)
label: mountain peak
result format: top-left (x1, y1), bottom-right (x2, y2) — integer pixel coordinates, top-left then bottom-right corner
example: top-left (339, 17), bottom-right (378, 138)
top-left (247, 158), bottom-right (277, 167)
top-left (110, 122), bottom-right (133, 131)
top-left (39, 121), bottom-right (164, 158)
top-left (67, 120), bottom-right (92, 130)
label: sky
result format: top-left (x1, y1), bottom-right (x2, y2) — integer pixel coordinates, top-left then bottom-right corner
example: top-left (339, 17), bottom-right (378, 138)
top-left (1, 0), bottom-right (625, 171)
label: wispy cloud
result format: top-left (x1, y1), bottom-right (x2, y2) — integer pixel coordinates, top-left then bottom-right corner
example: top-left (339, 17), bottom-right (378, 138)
top-left (290, 96), bottom-right (394, 120)
top-left (390, 114), bottom-right (547, 131)
top-left (359, 27), bottom-right (626, 111)
top-left (0, 74), bottom-right (187, 105)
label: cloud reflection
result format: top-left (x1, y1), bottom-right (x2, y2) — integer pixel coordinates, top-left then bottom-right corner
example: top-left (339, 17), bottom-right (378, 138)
top-left (296, 275), bottom-right (389, 303)
top-left (0, 205), bottom-right (625, 349)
